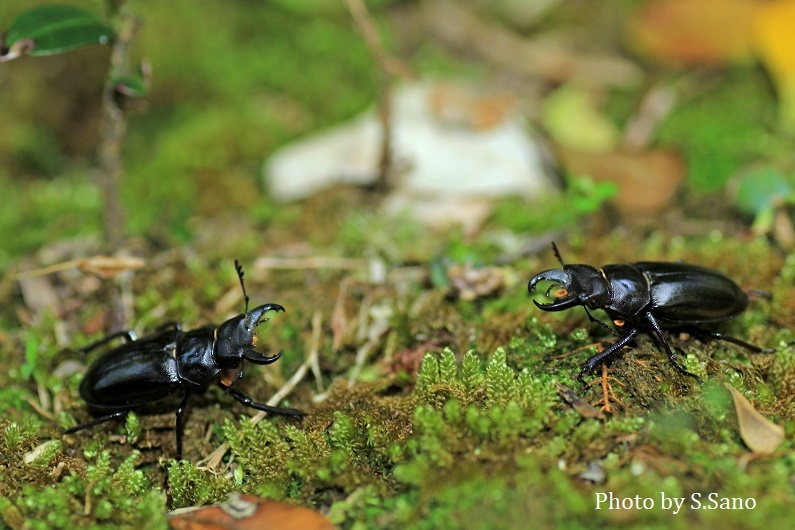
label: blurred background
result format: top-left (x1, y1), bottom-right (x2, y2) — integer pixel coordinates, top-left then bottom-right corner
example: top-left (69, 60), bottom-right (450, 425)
top-left (2, 0), bottom-right (793, 271)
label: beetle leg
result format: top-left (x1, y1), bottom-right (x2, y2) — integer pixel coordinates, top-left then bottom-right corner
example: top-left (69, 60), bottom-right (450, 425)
top-left (175, 389), bottom-right (192, 461)
top-left (579, 327), bottom-right (639, 384)
top-left (79, 330), bottom-right (139, 354)
top-left (153, 321), bottom-right (183, 333)
top-left (680, 327), bottom-right (775, 354)
top-left (582, 307), bottom-right (619, 336)
top-left (644, 312), bottom-right (702, 384)
top-left (221, 384), bottom-right (305, 419)
top-left (63, 410), bottom-right (128, 434)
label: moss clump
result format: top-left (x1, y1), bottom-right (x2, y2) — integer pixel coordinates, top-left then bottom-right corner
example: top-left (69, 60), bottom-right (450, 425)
top-left (1, 450), bottom-right (167, 530)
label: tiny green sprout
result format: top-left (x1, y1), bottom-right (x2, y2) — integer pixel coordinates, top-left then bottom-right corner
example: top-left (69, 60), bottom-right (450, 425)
top-left (83, 439), bottom-right (103, 460)
top-left (125, 411), bottom-right (141, 444)
top-left (57, 410), bottom-right (77, 431)
top-left (234, 464), bottom-right (245, 487)
top-left (683, 354), bottom-right (708, 381)
top-left (20, 334), bottom-right (39, 381)
top-left (570, 328), bottom-right (590, 345)
top-left (4, 422), bottom-right (23, 451)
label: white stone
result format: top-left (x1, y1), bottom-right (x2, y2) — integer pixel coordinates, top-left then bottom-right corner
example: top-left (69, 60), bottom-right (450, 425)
top-left (264, 81), bottom-right (554, 202)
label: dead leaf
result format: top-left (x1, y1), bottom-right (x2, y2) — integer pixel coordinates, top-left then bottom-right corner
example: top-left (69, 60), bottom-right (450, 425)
top-left (558, 385), bottom-right (606, 420)
top-left (542, 84), bottom-right (619, 152)
top-left (76, 256), bottom-right (145, 279)
top-left (168, 494), bottom-right (336, 530)
top-left (628, 0), bottom-right (757, 65)
top-left (753, 0), bottom-right (795, 128)
top-left (727, 385), bottom-right (785, 455)
top-left (16, 255), bottom-right (145, 280)
top-left (558, 148), bottom-right (684, 214)
top-left (17, 271), bottom-right (64, 322)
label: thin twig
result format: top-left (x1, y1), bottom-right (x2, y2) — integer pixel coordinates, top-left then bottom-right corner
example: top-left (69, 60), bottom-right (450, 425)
top-left (98, 6), bottom-right (141, 331)
top-left (347, 299), bottom-right (391, 387)
top-left (345, 0), bottom-right (413, 80)
top-left (331, 278), bottom-right (352, 351)
top-left (600, 362), bottom-right (612, 414)
top-left (309, 311), bottom-right (325, 393)
top-left (345, 0), bottom-right (412, 188)
top-left (255, 256), bottom-right (372, 270)
top-left (98, 9), bottom-right (140, 250)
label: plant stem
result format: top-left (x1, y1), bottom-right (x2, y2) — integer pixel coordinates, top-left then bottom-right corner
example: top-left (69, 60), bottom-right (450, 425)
top-left (97, 9), bottom-right (139, 250)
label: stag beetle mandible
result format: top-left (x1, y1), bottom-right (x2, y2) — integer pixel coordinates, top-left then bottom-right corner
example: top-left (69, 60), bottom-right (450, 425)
top-left (528, 243), bottom-right (770, 383)
top-left (64, 261), bottom-right (303, 460)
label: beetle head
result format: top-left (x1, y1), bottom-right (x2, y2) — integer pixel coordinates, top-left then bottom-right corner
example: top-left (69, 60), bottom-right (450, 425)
top-left (215, 303), bottom-right (285, 369)
top-left (214, 261), bottom-right (285, 369)
top-left (529, 246), bottom-right (611, 312)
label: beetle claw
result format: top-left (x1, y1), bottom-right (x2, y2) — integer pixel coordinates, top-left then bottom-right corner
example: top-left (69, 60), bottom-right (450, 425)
top-left (244, 348), bottom-right (283, 365)
top-left (529, 269), bottom-right (581, 311)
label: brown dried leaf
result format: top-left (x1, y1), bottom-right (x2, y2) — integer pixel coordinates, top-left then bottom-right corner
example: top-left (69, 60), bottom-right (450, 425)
top-left (76, 255), bottom-right (145, 279)
top-left (558, 148), bottom-right (684, 214)
top-left (559, 386), bottom-right (606, 420)
top-left (168, 494), bottom-right (336, 530)
top-left (16, 255), bottom-right (145, 280)
top-left (727, 385), bottom-right (785, 455)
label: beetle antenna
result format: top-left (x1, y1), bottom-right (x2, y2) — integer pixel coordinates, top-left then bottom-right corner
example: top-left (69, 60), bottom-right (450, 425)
top-left (234, 259), bottom-right (250, 317)
top-left (552, 242), bottom-right (565, 267)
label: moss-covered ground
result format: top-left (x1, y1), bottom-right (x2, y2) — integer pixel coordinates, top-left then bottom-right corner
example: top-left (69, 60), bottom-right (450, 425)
top-left (2, 223), bottom-right (794, 530)
top-left (2, 1), bottom-right (795, 529)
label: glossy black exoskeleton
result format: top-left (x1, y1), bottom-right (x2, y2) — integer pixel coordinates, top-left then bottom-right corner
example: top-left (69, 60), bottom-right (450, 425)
top-left (64, 261), bottom-right (303, 460)
top-left (528, 243), bottom-right (770, 383)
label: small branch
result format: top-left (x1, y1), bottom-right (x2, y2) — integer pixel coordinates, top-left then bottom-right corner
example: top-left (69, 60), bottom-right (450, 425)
top-left (600, 362), bottom-right (612, 414)
top-left (345, 0), bottom-right (413, 189)
top-left (255, 256), bottom-right (372, 270)
top-left (97, 5), bottom-right (141, 332)
top-left (97, 10), bottom-right (140, 251)
top-left (309, 311), bottom-right (325, 393)
top-left (345, 0), bottom-right (412, 80)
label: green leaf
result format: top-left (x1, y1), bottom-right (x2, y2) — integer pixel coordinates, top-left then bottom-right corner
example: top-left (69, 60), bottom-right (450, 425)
top-left (734, 167), bottom-right (793, 216)
top-left (2, 5), bottom-right (114, 60)
top-left (113, 73), bottom-right (148, 97)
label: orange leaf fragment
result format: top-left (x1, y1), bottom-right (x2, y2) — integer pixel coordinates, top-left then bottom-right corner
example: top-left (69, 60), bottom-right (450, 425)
top-left (628, 0), bottom-right (757, 65)
top-left (753, 0), bottom-right (795, 127)
top-left (168, 494), bottom-right (336, 530)
top-left (727, 385), bottom-right (785, 455)
top-left (559, 386), bottom-right (606, 420)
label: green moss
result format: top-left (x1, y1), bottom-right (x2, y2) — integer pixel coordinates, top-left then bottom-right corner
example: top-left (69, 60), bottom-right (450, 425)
top-left (1, 451), bottom-right (167, 530)
top-left (656, 68), bottom-right (780, 193)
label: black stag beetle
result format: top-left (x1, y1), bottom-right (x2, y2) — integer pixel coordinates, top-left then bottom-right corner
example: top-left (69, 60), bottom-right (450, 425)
top-left (64, 260), bottom-right (304, 460)
top-left (528, 243), bottom-right (771, 383)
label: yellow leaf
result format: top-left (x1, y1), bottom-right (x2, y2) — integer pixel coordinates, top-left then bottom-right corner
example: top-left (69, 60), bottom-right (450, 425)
top-left (753, 0), bottom-right (795, 128)
top-left (727, 385), bottom-right (785, 455)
